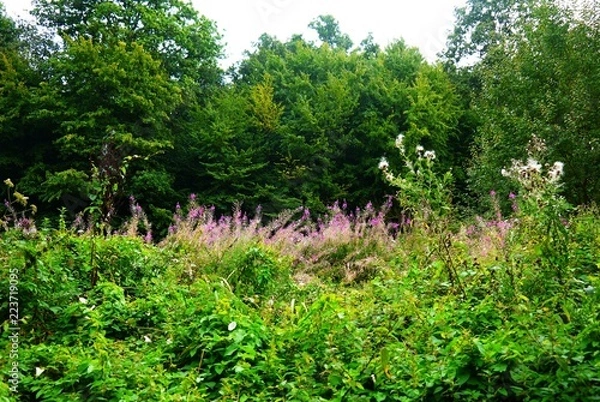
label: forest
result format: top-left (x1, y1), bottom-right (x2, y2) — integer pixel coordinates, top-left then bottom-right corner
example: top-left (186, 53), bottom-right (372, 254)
top-left (1, 0), bottom-right (600, 400)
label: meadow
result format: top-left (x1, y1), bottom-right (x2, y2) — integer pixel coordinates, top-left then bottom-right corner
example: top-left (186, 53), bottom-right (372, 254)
top-left (2, 138), bottom-right (599, 401)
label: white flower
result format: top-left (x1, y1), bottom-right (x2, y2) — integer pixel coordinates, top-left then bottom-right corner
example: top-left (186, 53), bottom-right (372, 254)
top-left (416, 145), bottom-right (424, 155)
top-left (547, 161), bottom-right (564, 182)
top-left (228, 321), bottom-right (237, 331)
top-left (501, 168), bottom-right (510, 177)
top-left (526, 158), bottom-right (542, 173)
top-left (79, 297), bottom-right (88, 304)
top-left (35, 367), bottom-right (45, 377)
top-left (424, 150), bottom-right (436, 160)
top-left (378, 157), bottom-right (389, 170)
top-left (143, 335), bottom-right (152, 343)
top-left (395, 134), bottom-right (405, 149)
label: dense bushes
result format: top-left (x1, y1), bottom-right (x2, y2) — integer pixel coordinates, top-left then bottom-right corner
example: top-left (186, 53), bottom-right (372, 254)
top-left (1, 168), bottom-right (600, 400)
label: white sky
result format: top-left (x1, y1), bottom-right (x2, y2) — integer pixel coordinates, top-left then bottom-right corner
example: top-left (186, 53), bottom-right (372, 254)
top-left (2, 0), bottom-right (467, 65)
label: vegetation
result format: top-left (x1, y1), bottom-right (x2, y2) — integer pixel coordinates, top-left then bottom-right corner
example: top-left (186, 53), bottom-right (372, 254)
top-left (1, 0), bottom-right (600, 400)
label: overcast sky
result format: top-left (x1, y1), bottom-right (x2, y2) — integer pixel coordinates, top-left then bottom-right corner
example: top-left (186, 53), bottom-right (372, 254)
top-left (2, 0), bottom-right (467, 65)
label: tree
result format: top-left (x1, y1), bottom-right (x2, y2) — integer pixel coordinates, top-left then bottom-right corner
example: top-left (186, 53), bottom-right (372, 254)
top-left (443, 0), bottom-right (535, 64)
top-left (308, 15), bottom-right (353, 52)
top-left (15, 0), bottom-right (222, 227)
top-left (32, 0), bottom-right (222, 85)
top-left (466, 1), bottom-right (600, 206)
top-left (182, 80), bottom-right (293, 214)
top-left (227, 20), bottom-right (461, 213)
top-left (0, 5), bottom-right (48, 188)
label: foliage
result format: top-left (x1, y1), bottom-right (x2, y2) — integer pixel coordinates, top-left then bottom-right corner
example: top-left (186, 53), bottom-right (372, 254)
top-left (448, 0), bottom-right (600, 207)
top-left (223, 24), bottom-right (461, 214)
top-left (2, 3), bottom-right (600, 399)
top-left (308, 15), bottom-right (353, 52)
top-left (1, 0), bottom-right (223, 229)
top-left (443, 0), bottom-right (535, 64)
top-left (31, 0), bottom-right (222, 85)
top-left (2, 166), bottom-right (600, 399)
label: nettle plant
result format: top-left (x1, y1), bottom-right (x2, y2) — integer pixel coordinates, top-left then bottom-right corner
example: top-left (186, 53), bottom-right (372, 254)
top-left (379, 134), bottom-right (453, 228)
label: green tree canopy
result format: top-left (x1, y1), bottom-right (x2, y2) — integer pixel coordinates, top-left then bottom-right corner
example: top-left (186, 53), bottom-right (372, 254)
top-left (206, 18), bottom-right (462, 213)
top-left (453, 0), bottom-right (600, 206)
top-left (32, 0), bottom-right (222, 85)
top-left (2, 0), bottom-right (223, 228)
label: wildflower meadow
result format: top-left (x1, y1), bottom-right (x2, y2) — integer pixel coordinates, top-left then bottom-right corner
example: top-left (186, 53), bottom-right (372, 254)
top-left (2, 134), bottom-right (600, 401)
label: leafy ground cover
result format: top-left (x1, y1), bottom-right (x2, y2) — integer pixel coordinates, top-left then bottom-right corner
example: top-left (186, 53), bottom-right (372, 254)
top-left (2, 138), bottom-right (600, 401)
top-left (1, 199), bottom-right (600, 400)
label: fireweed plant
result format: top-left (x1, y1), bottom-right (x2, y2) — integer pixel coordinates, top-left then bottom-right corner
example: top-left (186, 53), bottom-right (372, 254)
top-left (163, 196), bottom-right (398, 287)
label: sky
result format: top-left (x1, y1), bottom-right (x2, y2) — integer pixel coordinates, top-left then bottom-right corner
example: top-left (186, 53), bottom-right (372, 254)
top-left (2, 0), bottom-right (467, 65)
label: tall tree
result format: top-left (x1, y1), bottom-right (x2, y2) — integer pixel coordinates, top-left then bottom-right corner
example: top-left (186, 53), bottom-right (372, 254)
top-left (443, 0), bottom-right (535, 65)
top-left (308, 15), bottom-right (353, 52)
top-left (32, 0), bottom-right (222, 85)
top-left (225, 18), bottom-right (461, 212)
top-left (18, 0), bottom-right (222, 225)
top-left (463, 1), bottom-right (600, 205)
top-left (0, 4), bottom-right (50, 188)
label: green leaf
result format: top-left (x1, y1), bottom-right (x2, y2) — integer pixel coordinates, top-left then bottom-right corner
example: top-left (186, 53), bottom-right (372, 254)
top-left (328, 373), bottom-right (343, 387)
top-left (456, 370), bottom-right (470, 386)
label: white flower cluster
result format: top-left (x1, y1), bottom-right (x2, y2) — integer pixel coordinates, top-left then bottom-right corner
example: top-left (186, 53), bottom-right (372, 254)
top-left (501, 157), bottom-right (542, 179)
top-left (547, 161), bottom-right (564, 183)
top-left (501, 157), bottom-right (564, 186)
top-left (378, 133), bottom-right (437, 176)
top-left (395, 134), bottom-right (405, 151)
top-left (527, 134), bottom-right (547, 156)
top-left (424, 150), bottom-right (436, 161)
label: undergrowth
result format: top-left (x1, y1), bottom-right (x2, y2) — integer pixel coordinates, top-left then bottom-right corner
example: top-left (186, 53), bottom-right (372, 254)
top-left (1, 136), bottom-right (599, 401)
